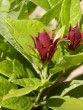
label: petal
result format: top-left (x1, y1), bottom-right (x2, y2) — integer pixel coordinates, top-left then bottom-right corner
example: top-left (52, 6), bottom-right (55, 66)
top-left (75, 23), bottom-right (79, 28)
top-left (36, 37), bottom-right (43, 57)
top-left (38, 31), bottom-right (51, 47)
top-left (69, 24), bottom-right (73, 32)
top-left (52, 31), bottom-right (56, 39)
top-left (46, 45), bottom-right (57, 61)
top-left (49, 48), bottom-right (57, 61)
top-left (30, 35), bottom-right (37, 48)
top-left (68, 31), bottom-right (75, 43)
top-left (36, 37), bottom-right (48, 61)
top-left (74, 30), bottom-right (81, 44)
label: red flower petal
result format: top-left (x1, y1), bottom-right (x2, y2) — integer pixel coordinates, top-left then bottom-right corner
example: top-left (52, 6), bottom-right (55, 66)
top-left (38, 31), bottom-right (51, 47)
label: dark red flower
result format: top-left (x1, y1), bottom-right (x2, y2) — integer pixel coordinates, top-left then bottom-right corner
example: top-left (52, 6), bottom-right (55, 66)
top-left (31, 30), bottom-right (60, 62)
top-left (63, 24), bottom-right (83, 50)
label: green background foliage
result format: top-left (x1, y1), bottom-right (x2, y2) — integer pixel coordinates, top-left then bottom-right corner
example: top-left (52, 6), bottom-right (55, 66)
top-left (0, 0), bottom-right (83, 110)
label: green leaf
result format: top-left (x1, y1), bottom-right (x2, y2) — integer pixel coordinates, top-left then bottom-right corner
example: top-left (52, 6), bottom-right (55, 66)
top-left (61, 0), bottom-right (71, 31)
top-left (82, 24), bottom-right (83, 31)
top-left (46, 96), bottom-right (83, 110)
top-left (6, 20), bottom-right (49, 54)
top-left (49, 0), bottom-right (62, 6)
top-left (51, 52), bottom-right (83, 74)
top-left (47, 80), bottom-right (83, 98)
top-left (11, 58), bottom-right (28, 79)
top-left (1, 96), bottom-right (33, 110)
top-left (70, 0), bottom-right (81, 26)
top-left (52, 45), bottom-right (62, 63)
top-left (0, 20), bottom-right (39, 74)
top-left (0, 39), bottom-right (8, 52)
top-left (5, 43), bottom-right (17, 60)
top-left (0, 0), bottom-right (10, 12)
top-left (30, 0), bottom-right (51, 10)
top-left (12, 78), bottom-right (42, 87)
top-left (0, 75), bottom-right (17, 101)
top-left (40, 0), bottom-right (63, 25)
top-left (55, 25), bottom-right (65, 39)
top-left (61, 0), bottom-right (81, 32)
top-left (27, 1), bottom-right (37, 15)
top-left (9, 0), bottom-right (29, 19)
top-left (17, 2), bottom-right (29, 20)
top-left (0, 0), bottom-right (10, 20)
top-left (0, 60), bottom-right (13, 78)
top-left (2, 20), bottom-right (51, 73)
top-left (3, 78), bottom-right (42, 99)
top-left (61, 80), bottom-right (83, 96)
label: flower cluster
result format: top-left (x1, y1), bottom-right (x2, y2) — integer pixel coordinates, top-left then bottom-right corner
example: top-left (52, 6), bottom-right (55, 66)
top-left (31, 24), bottom-right (83, 63)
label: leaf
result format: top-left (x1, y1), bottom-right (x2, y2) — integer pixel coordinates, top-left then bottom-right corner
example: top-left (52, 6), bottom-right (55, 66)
top-left (6, 20), bottom-right (50, 54)
top-left (46, 96), bottom-right (83, 110)
top-left (9, 0), bottom-right (29, 19)
top-left (47, 79), bottom-right (83, 99)
top-left (40, 0), bottom-right (63, 25)
top-left (0, 75), bottom-right (17, 101)
top-left (82, 24), bottom-right (83, 31)
top-left (10, 59), bottom-right (27, 79)
top-left (0, 39), bottom-right (8, 52)
top-left (61, 80), bottom-right (83, 96)
top-left (27, 1), bottom-right (37, 15)
top-left (52, 45), bottom-right (63, 64)
top-left (61, 0), bottom-right (81, 32)
top-left (3, 78), bottom-right (42, 99)
top-left (0, 20), bottom-right (39, 74)
top-left (49, 0), bottom-right (62, 7)
top-left (5, 43), bottom-right (17, 60)
top-left (0, 60), bottom-right (13, 78)
top-left (17, 1), bottom-right (29, 20)
top-left (30, 0), bottom-right (51, 10)
top-left (2, 20), bottom-right (51, 73)
top-left (61, 0), bottom-right (71, 31)
top-left (1, 96), bottom-right (33, 110)
top-left (70, 0), bottom-right (81, 26)
top-left (50, 52), bottom-right (83, 74)
top-left (55, 25), bottom-right (65, 39)
top-left (0, 0), bottom-right (10, 20)
top-left (12, 78), bottom-right (42, 87)
top-left (0, 0), bottom-right (10, 12)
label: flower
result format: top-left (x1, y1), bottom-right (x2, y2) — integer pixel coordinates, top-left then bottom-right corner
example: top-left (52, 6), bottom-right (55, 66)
top-left (31, 30), bottom-right (60, 62)
top-left (63, 24), bottom-right (83, 50)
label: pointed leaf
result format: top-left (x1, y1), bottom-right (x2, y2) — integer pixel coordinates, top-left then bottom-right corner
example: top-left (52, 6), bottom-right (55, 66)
top-left (0, 60), bottom-right (13, 78)
top-left (61, 0), bottom-right (81, 32)
top-left (1, 96), bottom-right (33, 110)
top-left (51, 52), bottom-right (83, 74)
top-left (61, 80), bottom-right (83, 96)
top-left (30, 0), bottom-right (51, 10)
top-left (40, 0), bottom-right (63, 25)
top-left (0, 75), bottom-right (17, 101)
top-left (3, 78), bottom-right (42, 99)
top-left (46, 96), bottom-right (83, 110)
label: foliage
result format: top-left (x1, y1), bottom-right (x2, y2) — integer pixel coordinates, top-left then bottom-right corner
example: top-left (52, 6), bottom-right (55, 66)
top-left (0, 0), bottom-right (83, 110)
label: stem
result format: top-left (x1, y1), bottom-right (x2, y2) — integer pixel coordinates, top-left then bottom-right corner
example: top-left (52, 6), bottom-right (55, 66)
top-left (43, 65), bottom-right (48, 81)
top-left (40, 72), bottom-right (64, 100)
top-left (35, 89), bottom-right (43, 103)
top-left (41, 63), bottom-right (48, 83)
top-left (34, 63), bottom-right (48, 107)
